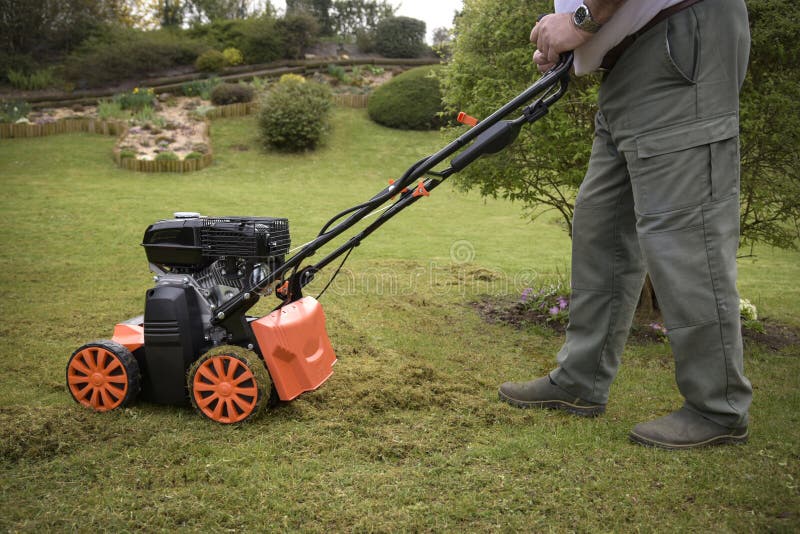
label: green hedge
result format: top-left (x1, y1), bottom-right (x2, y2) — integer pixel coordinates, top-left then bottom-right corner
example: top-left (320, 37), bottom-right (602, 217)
top-left (367, 65), bottom-right (445, 130)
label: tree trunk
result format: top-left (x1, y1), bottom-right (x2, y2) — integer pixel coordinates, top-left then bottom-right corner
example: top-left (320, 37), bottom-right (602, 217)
top-left (637, 274), bottom-right (659, 318)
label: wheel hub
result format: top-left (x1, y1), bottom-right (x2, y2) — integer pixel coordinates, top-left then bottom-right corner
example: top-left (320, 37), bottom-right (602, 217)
top-left (91, 372), bottom-right (105, 386)
top-left (218, 382), bottom-right (233, 397)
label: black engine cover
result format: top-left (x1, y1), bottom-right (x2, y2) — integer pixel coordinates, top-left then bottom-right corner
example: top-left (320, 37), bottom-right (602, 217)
top-left (142, 215), bottom-right (290, 270)
top-left (142, 285), bottom-right (205, 405)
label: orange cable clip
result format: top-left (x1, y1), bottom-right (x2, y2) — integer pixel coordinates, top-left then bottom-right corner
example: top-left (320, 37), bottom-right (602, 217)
top-left (276, 280), bottom-right (290, 298)
top-left (412, 180), bottom-right (430, 198)
top-left (389, 178), bottom-right (409, 199)
top-left (457, 112), bottom-right (479, 127)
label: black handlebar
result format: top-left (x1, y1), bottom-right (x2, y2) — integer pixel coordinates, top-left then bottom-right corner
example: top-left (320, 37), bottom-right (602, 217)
top-left (212, 53), bottom-right (574, 326)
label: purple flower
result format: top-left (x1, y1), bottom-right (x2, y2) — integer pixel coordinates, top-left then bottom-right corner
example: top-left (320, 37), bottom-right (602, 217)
top-left (521, 288), bottom-right (533, 303)
top-left (549, 306), bottom-right (560, 315)
top-left (650, 322), bottom-right (668, 334)
top-left (557, 297), bottom-right (568, 310)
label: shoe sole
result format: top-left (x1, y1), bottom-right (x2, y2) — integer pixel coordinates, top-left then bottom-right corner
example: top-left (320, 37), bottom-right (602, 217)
top-left (628, 429), bottom-right (749, 450)
top-left (498, 390), bottom-right (605, 417)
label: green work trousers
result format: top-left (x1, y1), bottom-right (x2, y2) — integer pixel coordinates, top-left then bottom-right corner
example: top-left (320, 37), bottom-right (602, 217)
top-left (550, 0), bottom-right (752, 428)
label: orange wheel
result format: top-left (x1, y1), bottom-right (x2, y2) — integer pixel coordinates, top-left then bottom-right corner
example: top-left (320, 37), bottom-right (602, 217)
top-left (188, 347), bottom-right (271, 424)
top-left (67, 341), bottom-right (140, 412)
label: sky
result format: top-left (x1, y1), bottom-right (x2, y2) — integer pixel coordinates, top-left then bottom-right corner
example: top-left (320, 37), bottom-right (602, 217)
top-left (271, 0), bottom-right (464, 43)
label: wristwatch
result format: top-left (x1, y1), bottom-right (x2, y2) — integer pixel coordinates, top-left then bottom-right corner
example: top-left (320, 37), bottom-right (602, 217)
top-left (572, 3), bottom-right (602, 33)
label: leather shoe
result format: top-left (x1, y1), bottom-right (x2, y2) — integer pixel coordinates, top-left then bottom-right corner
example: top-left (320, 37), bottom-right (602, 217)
top-left (498, 375), bottom-right (606, 417)
top-left (629, 407), bottom-right (748, 450)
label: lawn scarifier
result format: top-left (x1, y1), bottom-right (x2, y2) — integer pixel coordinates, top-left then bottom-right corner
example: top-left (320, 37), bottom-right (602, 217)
top-left (66, 54), bottom-right (575, 424)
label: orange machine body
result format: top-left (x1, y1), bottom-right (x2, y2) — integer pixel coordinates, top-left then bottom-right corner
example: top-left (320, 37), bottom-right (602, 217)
top-left (112, 322), bottom-right (144, 352)
top-left (250, 296), bottom-right (337, 401)
top-left (110, 296), bottom-right (337, 403)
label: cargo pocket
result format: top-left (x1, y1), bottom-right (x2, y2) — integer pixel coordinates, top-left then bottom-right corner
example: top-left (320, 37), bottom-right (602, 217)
top-left (628, 113), bottom-right (739, 215)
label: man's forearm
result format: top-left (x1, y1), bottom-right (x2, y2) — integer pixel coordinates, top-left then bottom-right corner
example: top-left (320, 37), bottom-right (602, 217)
top-left (584, 0), bottom-right (628, 24)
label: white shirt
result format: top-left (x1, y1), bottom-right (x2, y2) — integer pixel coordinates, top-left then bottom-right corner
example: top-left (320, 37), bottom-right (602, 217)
top-left (554, 0), bottom-right (686, 75)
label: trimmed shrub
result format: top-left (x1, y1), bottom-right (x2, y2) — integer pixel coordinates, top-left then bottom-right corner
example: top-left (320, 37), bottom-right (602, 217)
top-left (374, 16), bottom-right (426, 58)
top-left (222, 47), bottom-right (244, 66)
top-left (63, 28), bottom-right (205, 88)
top-left (195, 50), bottom-right (226, 72)
top-left (210, 83), bottom-right (255, 105)
top-left (368, 65), bottom-right (445, 130)
top-left (257, 79), bottom-right (332, 151)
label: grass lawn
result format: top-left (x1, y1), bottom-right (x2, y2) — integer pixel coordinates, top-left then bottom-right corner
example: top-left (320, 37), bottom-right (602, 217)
top-left (0, 108), bottom-right (798, 531)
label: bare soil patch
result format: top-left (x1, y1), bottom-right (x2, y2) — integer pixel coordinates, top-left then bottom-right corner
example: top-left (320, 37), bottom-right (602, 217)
top-left (472, 295), bottom-right (800, 349)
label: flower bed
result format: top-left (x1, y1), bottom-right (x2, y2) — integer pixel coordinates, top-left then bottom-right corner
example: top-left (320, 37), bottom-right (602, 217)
top-left (0, 68), bottom-right (398, 172)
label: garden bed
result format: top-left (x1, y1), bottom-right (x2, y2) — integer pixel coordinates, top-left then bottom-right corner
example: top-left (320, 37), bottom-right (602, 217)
top-left (0, 67), bottom-right (397, 172)
top-left (473, 294), bottom-right (800, 348)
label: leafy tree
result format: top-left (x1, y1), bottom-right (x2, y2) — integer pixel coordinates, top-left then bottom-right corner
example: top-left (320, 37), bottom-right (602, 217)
top-left (432, 26), bottom-right (453, 60)
top-left (432, 27), bottom-right (452, 47)
top-left (374, 16), bottom-right (426, 58)
top-left (160, 0), bottom-right (187, 27)
top-left (277, 12), bottom-right (320, 59)
top-left (442, 0), bottom-right (595, 234)
top-left (330, 0), bottom-right (394, 38)
top-left (443, 0), bottom-right (800, 249)
top-left (0, 0), bottom-right (131, 56)
top-left (738, 0), bottom-right (800, 250)
top-left (286, 0), bottom-right (333, 34)
top-left (185, 0), bottom-right (269, 22)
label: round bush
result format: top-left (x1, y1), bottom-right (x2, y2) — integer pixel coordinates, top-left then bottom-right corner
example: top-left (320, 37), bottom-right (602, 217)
top-left (222, 47), bottom-right (244, 66)
top-left (374, 16), bottom-right (427, 58)
top-left (210, 83), bottom-right (254, 105)
top-left (367, 65), bottom-right (444, 130)
top-left (195, 50), bottom-right (226, 72)
top-left (257, 80), bottom-right (332, 152)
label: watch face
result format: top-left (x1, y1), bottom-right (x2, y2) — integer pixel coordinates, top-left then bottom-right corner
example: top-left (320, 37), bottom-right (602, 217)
top-left (575, 5), bottom-right (588, 24)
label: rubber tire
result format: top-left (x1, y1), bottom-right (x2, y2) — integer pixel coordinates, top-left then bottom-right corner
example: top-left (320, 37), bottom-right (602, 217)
top-left (188, 346), bottom-right (275, 424)
top-left (66, 340), bottom-right (141, 412)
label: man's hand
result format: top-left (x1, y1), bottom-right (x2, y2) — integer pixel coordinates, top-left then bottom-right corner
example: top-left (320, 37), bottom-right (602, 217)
top-left (530, 13), bottom-right (593, 72)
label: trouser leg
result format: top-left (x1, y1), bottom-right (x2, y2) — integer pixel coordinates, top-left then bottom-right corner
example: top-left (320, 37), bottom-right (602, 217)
top-left (549, 112), bottom-right (646, 404)
top-left (629, 145), bottom-right (751, 428)
top-left (601, 0), bottom-right (753, 429)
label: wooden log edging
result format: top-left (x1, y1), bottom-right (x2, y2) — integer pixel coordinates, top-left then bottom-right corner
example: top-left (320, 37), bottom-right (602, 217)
top-left (114, 152), bottom-right (214, 173)
top-left (0, 117), bottom-right (128, 139)
top-left (202, 101), bottom-right (259, 120)
top-left (332, 93), bottom-right (370, 109)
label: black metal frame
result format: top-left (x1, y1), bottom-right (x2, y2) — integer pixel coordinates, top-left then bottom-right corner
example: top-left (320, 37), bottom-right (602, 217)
top-left (213, 53), bottom-right (574, 340)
